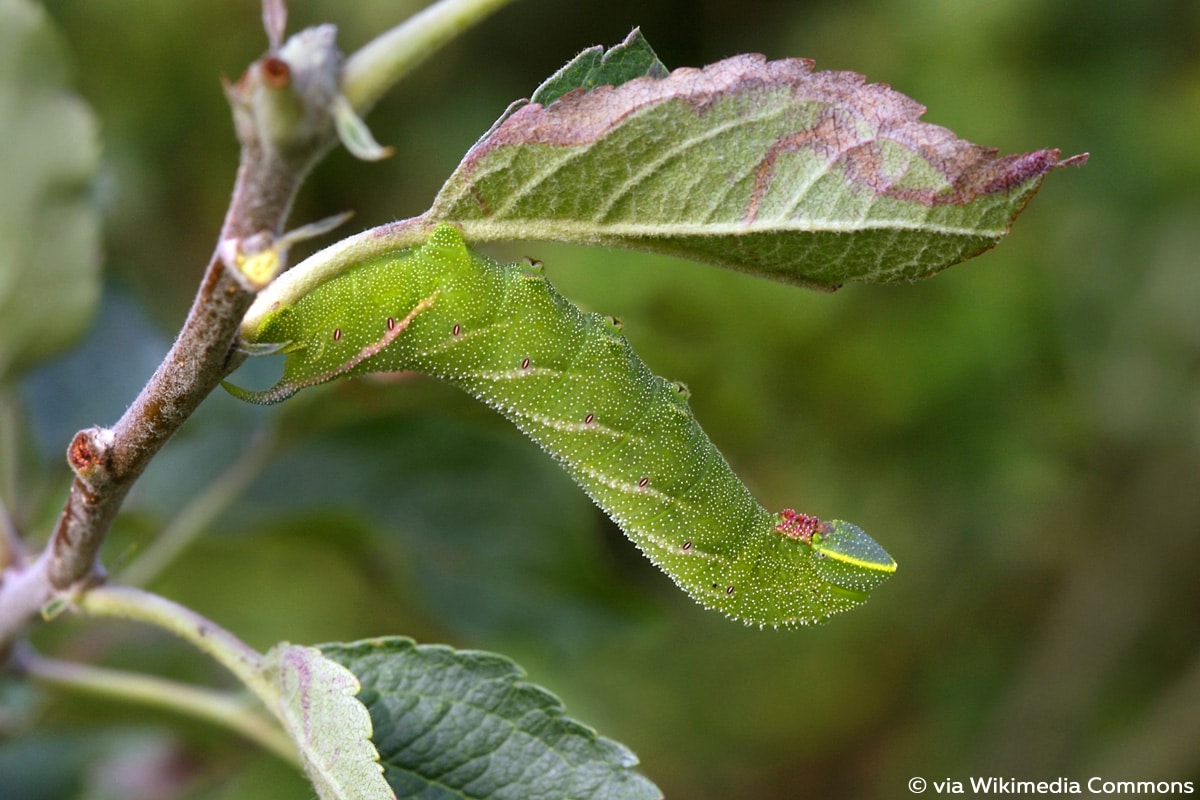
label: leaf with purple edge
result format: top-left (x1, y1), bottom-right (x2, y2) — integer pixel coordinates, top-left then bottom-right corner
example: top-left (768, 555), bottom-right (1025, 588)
top-left (430, 46), bottom-right (1086, 288)
top-left (262, 643), bottom-right (393, 800)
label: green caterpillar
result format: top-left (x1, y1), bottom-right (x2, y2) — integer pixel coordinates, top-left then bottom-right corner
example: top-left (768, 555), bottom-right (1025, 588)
top-left (232, 223), bottom-right (896, 626)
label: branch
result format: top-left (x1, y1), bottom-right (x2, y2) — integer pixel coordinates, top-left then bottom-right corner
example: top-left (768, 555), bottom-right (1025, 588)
top-left (58, 105), bottom-right (318, 575)
top-left (0, 12), bottom-right (343, 646)
top-left (0, 0), bottom-right (519, 649)
top-left (44, 27), bottom-right (344, 591)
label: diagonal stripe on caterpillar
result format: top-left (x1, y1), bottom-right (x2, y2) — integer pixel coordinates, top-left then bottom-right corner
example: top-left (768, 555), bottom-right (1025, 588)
top-left (230, 223), bottom-right (896, 626)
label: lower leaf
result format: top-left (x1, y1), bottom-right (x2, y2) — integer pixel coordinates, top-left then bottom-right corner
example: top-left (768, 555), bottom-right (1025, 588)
top-left (261, 643), bottom-right (393, 800)
top-left (321, 637), bottom-right (662, 800)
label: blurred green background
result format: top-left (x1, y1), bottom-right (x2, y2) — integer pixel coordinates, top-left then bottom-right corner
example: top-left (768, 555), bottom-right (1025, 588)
top-left (2, 0), bottom-right (1198, 797)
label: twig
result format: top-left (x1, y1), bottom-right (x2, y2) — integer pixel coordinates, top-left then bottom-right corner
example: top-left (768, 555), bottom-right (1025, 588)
top-left (0, 0), bottom-right (518, 651)
top-left (43, 43), bottom-right (343, 592)
top-left (0, 12), bottom-right (343, 646)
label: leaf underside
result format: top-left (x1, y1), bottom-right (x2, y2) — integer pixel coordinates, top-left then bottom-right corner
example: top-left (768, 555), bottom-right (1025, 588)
top-left (262, 643), bottom-right (393, 800)
top-left (430, 48), bottom-right (1079, 288)
top-left (322, 637), bottom-right (662, 800)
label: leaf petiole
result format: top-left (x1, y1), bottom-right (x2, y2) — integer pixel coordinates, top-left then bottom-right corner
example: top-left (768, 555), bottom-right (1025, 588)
top-left (77, 586), bottom-right (272, 705)
top-left (75, 586), bottom-right (391, 797)
top-left (19, 647), bottom-right (300, 767)
top-left (342, 0), bottom-right (521, 113)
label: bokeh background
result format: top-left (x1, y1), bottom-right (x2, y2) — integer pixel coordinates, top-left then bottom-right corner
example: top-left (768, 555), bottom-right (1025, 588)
top-left (2, 0), bottom-right (1198, 797)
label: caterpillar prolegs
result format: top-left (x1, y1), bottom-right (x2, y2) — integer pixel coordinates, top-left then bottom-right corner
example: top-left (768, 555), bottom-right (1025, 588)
top-left (231, 223), bottom-right (896, 626)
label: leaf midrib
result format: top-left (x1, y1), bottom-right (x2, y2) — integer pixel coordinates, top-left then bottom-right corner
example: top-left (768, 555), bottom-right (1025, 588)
top-left (451, 216), bottom-right (1007, 241)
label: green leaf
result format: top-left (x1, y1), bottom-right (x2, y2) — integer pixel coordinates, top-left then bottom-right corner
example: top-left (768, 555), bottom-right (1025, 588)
top-left (528, 28), bottom-right (668, 110)
top-left (0, 0), bottom-right (101, 383)
top-left (261, 643), bottom-right (393, 800)
top-left (465, 28), bottom-right (669, 174)
top-left (234, 225), bottom-right (896, 627)
top-left (429, 51), bottom-right (1084, 288)
top-left (321, 637), bottom-right (662, 800)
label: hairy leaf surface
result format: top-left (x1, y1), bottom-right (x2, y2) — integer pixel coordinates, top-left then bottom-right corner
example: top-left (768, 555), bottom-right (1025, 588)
top-left (321, 637), bottom-right (661, 800)
top-left (234, 224), bottom-right (896, 626)
top-left (429, 48), bottom-right (1083, 288)
top-left (261, 643), bottom-right (393, 800)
